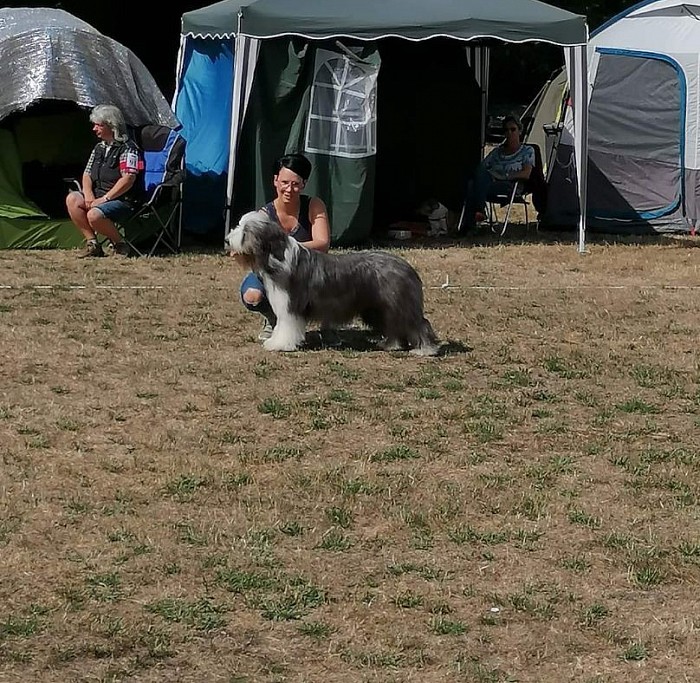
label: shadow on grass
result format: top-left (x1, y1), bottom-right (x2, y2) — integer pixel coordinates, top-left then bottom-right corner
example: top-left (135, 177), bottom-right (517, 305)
top-left (302, 328), bottom-right (470, 356)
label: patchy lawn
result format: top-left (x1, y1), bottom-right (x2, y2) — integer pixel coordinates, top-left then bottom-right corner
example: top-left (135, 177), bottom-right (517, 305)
top-left (1, 229), bottom-right (700, 682)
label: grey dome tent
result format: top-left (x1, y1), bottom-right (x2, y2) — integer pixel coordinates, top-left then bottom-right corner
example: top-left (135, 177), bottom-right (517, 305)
top-left (174, 0), bottom-right (590, 250)
top-left (0, 7), bottom-right (179, 249)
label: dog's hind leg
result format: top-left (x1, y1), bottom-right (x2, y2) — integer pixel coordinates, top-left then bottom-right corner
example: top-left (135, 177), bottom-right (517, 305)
top-left (408, 318), bottom-right (440, 357)
top-left (375, 304), bottom-right (425, 353)
top-left (378, 337), bottom-right (407, 352)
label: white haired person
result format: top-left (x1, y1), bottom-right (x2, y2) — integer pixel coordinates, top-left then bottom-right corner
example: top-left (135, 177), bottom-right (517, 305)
top-left (66, 104), bottom-right (144, 257)
top-left (232, 153), bottom-right (331, 340)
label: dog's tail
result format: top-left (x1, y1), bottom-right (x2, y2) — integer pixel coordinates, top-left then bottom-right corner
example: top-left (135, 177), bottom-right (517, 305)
top-left (410, 317), bottom-right (440, 356)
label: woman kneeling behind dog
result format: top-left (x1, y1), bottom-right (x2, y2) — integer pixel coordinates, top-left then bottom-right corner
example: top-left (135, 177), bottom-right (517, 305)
top-left (232, 153), bottom-right (331, 341)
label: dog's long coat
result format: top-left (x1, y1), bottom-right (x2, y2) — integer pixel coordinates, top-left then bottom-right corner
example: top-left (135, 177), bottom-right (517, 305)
top-left (228, 210), bottom-right (439, 354)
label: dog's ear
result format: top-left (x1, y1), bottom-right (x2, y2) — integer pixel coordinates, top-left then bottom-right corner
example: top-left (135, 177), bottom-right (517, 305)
top-left (257, 212), bottom-right (289, 267)
top-left (267, 234), bottom-right (289, 267)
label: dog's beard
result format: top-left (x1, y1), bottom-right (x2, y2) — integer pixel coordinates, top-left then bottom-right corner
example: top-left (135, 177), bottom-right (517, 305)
top-left (226, 224), bottom-right (257, 270)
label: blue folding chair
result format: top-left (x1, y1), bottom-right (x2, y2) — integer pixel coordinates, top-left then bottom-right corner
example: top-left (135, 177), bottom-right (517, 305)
top-left (123, 125), bottom-right (186, 256)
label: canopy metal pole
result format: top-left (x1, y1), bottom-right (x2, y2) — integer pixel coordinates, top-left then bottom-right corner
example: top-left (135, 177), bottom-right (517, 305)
top-left (467, 45), bottom-right (490, 156)
top-left (224, 33), bottom-right (260, 239)
top-left (567, 44), bottom-right (589, 254)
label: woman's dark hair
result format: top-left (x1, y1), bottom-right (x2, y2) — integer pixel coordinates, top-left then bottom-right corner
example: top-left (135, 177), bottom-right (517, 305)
top-left (502, 113), bottom-right (523, 133)
top-left (273, 153), bottom-right (312, 181)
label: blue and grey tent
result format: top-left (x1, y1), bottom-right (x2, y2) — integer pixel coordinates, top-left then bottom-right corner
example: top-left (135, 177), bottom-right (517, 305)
top-left (173, 0), bottom-right (590, 248)
top-left (541, 0), bottom-right (700, 242)
top-left (586, 0), bottom-right (700, 234)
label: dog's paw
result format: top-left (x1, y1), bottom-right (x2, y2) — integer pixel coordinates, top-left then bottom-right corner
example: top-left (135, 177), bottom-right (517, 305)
top-left (263, 338), bottom-right (301, 352)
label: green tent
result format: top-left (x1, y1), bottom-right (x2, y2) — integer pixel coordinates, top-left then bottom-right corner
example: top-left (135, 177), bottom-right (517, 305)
top-left (0, 7), bottom-right (179, 249)
top-left (176, 0), bottom-right (590, 246)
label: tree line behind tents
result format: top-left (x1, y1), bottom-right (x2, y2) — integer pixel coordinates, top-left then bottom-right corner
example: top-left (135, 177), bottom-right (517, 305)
top-left (3, 0), bottom-right (644, 107)
top-left (553, 0), bottom-right (637, 28)
top-left (490, 0), bottom-right (639, 112)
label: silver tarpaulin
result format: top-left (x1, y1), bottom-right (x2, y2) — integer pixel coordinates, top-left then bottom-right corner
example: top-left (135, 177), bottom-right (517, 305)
top-left (0, 7), bottom-right (179, 128)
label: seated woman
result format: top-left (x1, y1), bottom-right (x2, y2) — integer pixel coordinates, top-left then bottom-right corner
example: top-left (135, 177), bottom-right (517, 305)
top-left (233, 153), bottom-right (331, 340)
top-left (66, 104), bottom-right (144, 257)
top-left (463, 114), bottom-right (535, 229)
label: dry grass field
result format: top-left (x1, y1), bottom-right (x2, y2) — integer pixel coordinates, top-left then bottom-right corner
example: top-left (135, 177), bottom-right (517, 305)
top-left (2, 226), bottom-right (700, 682)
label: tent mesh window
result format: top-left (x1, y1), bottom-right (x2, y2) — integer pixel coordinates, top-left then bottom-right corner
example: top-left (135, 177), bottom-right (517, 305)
top-left (305, 48), bottom-right (378, 159)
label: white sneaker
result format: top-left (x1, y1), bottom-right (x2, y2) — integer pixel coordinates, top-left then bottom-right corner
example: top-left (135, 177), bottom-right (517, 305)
top-left (258, 320), bottom-right (274, 341)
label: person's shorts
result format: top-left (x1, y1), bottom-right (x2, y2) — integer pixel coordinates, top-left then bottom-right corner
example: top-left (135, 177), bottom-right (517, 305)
top-left (96, 199), bottom-right (136, 222)
top-left (241, 271), bottom-right (265, 300)
top-left (74, 191), bottom-right (135, 222)
top-left (240, 271), bottom-right (267, 311)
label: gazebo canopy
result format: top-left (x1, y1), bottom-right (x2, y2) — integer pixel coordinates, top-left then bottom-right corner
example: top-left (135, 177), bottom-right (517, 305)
top-left (182, 0), bottom-right (588, 46)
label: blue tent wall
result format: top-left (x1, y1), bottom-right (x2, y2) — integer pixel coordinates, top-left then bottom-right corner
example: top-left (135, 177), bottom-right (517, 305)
top-left (175, 37), bottom-right (234, 235)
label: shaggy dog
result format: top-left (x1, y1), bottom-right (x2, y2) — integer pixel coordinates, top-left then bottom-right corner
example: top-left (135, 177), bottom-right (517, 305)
top-left (227, 210), bottom-right (439, 355)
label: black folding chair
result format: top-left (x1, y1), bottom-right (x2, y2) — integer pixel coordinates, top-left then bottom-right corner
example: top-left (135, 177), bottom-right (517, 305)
top-left (122, 125), bottom-right (186, 256)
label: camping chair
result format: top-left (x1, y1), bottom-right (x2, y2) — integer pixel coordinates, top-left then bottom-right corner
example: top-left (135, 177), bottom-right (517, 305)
top-left (122, 124), bottom-right (186, 256)
top-left (486, 142), bottom-right (545, 237)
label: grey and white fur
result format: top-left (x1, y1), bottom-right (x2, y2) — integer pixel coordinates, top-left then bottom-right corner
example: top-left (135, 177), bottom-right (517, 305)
top-left (227, 210), bottom-right (439, 355)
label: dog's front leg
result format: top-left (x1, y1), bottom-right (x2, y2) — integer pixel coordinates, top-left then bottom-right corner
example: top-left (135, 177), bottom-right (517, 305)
top-left (263, 286), bottom-right (306, 352)
top-left (264, 313), bottom-right (306, 351)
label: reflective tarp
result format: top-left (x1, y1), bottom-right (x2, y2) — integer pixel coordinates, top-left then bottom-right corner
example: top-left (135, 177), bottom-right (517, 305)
top-left (0, 7), bottom-right (178, 128)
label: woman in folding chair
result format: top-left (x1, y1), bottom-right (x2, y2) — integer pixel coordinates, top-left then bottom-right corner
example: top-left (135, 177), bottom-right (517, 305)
top-left (66, 104), bottom-right (144, 258)
top-left (462, 114), bottom-right (535, 231)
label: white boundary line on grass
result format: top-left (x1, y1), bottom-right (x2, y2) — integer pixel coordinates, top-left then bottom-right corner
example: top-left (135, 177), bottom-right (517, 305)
top-left (2, 283), bottom-right (700, 292)
top-left (424, 273), bottom-right (700, 291)
top-left (467, 285), bottom-right (700, 290)
top-left (431, 283), bottom-right (700, 291)
top-left (0, 285), bottom-right (165, 290)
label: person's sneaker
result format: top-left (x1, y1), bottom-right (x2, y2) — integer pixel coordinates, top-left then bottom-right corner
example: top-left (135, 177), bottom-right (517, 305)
top-left (258, 319), bottom-right (275, 341)
top-left (112, 241), bottom-right (130, 257)
top-left (78, 240), bottom-right (104, 258)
